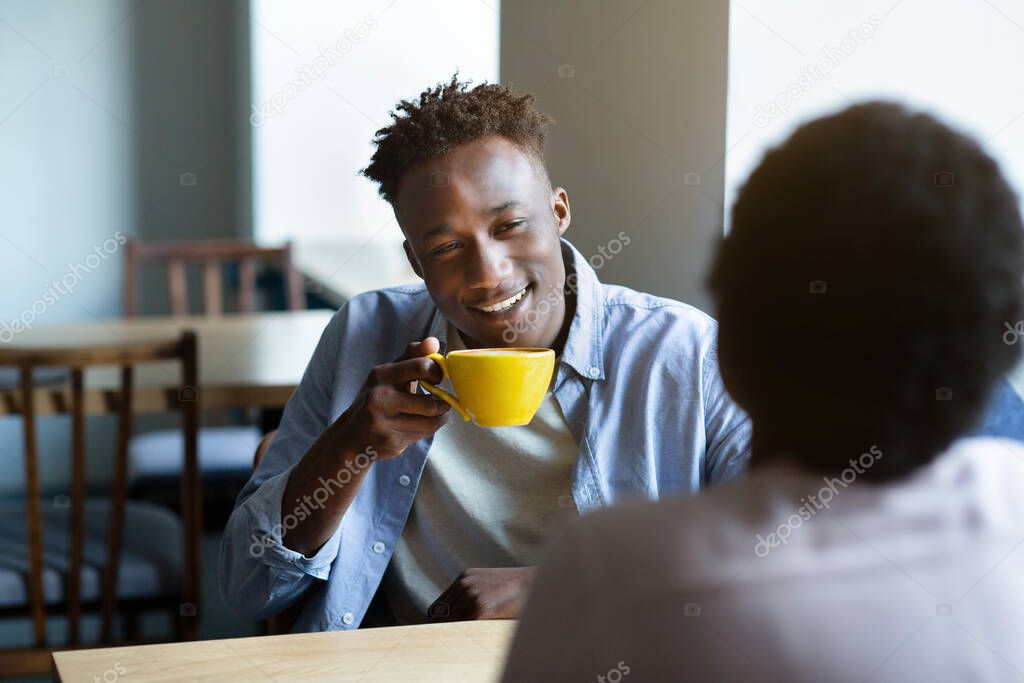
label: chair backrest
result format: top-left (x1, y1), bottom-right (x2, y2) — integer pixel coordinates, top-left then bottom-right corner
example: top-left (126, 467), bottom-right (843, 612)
top-left (123, 239), bottom-right (305, 317)
top-left (0, 333), bottom-right (201, 654)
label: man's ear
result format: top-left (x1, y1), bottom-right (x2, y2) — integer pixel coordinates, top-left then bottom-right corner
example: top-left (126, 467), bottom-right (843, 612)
top-left (551, 187), bottom-right (571, 237)
top-left (403, 239), bottom-right (424, 279)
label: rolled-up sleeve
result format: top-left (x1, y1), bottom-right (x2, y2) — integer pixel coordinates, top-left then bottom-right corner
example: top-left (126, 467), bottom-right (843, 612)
top-left (219, 307), bottom-right (348, 621)
top-left (230, 468), bottom-right (343, 578)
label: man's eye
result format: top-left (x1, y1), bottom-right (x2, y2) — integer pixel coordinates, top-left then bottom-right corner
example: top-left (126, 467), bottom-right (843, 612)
top-left (431, 242), bottom-right (459, 256)
top-left (498, 220), bottom-right (526, 233)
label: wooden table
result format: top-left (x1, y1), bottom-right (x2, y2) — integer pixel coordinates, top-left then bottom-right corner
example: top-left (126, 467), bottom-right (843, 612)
top-left (0, 310), bottom-right (335, 416)
top-left (52, 620), bottom-right (517, 682)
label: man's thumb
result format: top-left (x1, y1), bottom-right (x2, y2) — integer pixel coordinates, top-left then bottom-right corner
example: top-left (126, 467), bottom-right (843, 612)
top-left (399, 336), bottom-right (440, 361)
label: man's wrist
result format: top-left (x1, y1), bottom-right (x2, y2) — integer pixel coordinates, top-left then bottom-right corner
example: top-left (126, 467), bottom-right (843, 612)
top-left (323, 420), bottom-right (378, 476)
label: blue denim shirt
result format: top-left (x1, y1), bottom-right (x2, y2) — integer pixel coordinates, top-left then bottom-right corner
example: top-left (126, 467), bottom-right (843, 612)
top-left (220, 239), bottom-right (752, 632)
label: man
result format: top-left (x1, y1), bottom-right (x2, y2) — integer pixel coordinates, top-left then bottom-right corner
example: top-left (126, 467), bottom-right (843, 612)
top-left (502, 102), bottom-right (1024, 681)
top-left (220, 77), bottom-right (751, 631)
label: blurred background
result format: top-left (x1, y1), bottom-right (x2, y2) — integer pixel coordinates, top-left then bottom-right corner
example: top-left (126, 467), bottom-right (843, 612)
top-left (1, 0), bottom-right (1023, 673)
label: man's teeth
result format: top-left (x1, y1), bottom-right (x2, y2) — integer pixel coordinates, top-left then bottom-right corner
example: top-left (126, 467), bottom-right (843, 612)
top-left (478, 287), bottom-right (528, 313)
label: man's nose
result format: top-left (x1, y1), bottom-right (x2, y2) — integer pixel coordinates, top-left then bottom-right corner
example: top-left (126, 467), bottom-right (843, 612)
top-left (466, 243), bottom-right (513, 290)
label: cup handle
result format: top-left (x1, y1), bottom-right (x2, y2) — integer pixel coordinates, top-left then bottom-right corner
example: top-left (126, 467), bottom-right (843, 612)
top-left (419, 352), bottom-right (471, 422)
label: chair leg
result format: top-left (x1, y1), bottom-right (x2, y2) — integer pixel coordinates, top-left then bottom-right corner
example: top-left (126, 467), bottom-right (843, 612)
top-left (124, 609), bottom-right (140, 641)
top-left (174, 608), bottom-right (185, 641)
top-left (175, 608), bottom-right (200, 641)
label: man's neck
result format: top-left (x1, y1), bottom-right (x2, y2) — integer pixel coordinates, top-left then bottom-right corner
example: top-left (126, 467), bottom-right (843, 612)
top-left (548, 245), bottom-right (579, 356)
top-left (549, 287), bottom-right (576, 357)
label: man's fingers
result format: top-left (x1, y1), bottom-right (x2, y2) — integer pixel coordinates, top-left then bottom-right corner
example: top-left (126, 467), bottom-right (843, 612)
top-left (396, 336), bottom-right (441, 362)
top-left (444, 585), bottom-right (475, 620)
top-left (378, 337), bottom-right (443, 391)
top-left (429, 580), bottom-right (464, 622)
top-left (370, 355), bottom-right (444, 386)
top-left (390, 412), bottom-right (449, 434)
top-left (389, 391), bottom-right (451, 417)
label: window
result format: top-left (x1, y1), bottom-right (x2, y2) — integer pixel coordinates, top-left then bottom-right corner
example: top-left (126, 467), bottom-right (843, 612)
top-left (250, 1), bottom-right (500, 247)
top-left (725, 0), bottom-right (1024, 228)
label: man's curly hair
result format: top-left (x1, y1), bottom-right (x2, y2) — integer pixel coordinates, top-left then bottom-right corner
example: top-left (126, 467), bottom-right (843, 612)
top-left (361, 75), bottom-right (554, 205)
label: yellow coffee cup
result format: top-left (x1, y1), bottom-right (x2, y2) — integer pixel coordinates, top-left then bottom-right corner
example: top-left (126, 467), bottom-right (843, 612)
top-left (420, 348), bottom-right (555, 427)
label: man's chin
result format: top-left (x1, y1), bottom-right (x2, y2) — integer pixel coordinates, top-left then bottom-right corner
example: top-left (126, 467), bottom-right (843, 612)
top-left (454, 321), bottom-right (548, 350)
top-left (459, 329), bottom-right (521, 349)
top-left (458, 287), bottom-right (566, 349)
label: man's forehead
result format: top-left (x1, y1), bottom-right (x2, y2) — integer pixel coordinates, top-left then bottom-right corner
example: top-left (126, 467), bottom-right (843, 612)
top-left (417, 137), bottom-right (534, 189)
top-left (396, 137), bottom-right (542, 229)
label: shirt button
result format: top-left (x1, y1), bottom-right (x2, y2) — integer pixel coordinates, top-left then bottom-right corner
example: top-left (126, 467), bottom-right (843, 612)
top-left (588, 366), bottom-right (600, 378)
top-left (372, 541), bottom-right (385, 554)
top-left (342, 612), bottom-right (354, 625)
top-left (398, 475), bottom-right (411, 486)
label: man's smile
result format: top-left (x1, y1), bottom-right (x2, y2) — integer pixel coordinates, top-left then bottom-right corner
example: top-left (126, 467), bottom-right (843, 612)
top-left (470, 285), bottom-right (530, 313)
top-left (467, 284), bottom-right (534, 326)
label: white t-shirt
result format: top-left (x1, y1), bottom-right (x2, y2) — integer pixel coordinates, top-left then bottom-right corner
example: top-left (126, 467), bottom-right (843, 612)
top-left (503, 437), bottom-right (1024, 682)
top-left (382, 325), bottom-right (578, 624)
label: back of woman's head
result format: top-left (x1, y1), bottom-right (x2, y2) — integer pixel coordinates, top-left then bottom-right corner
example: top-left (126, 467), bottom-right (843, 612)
top-left (709, 102), bottom-right (1024, 481)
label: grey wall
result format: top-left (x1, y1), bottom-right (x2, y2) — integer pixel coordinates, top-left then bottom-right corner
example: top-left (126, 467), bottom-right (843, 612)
top-left (0, 0), bottom-right (250, 494)
top-left (501, 0), bottom-right (729, 312)
top-left (131, 0), bottom-right (252, 314)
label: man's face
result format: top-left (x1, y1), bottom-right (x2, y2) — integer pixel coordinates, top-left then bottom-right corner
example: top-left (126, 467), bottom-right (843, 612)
top-left (395, 135), bottom-right (571, 350)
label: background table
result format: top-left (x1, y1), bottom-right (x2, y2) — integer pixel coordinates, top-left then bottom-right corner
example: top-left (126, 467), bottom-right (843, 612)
top-left (0, 310), bottom-right (334, 416)
top-left (292, 240), bottom-right (420, 307)
top-left (52, 620), bottom-right (517, 682)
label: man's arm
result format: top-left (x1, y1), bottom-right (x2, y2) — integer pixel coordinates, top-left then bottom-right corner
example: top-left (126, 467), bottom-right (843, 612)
top-left (702, 338), bottom-right (753, 484)
top-left (220, 308), bottom-right (344, 621)
top-left (219, 306), bottom-right (449, 620)
top-left (279, 337), bottom-right (450, 556)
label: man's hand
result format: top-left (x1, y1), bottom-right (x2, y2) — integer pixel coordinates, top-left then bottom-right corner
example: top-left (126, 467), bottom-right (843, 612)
top-left (332, 337), bottom-right (451, 460)
top-left (278, 337), bottom-right (450, 556)
top-left (427, 567), bottom-right (537, 621)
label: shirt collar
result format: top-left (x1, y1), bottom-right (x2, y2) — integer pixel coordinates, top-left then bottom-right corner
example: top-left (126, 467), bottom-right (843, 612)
top-left (422, 237), bottom-right (606, 380)
top-left (558, 238), bottom-right (606, 381)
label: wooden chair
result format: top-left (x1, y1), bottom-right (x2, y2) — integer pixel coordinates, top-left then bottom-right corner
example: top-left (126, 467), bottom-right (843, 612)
top-left (122, 239), bottom-right (304, 518)
top-left (0, 333), bottom-right (201, 678)
top-left (122, 238), bottom-right (305, 317)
